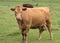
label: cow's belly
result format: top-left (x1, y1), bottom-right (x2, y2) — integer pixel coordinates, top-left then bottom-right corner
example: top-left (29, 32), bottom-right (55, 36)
top-left (31, 20), bottom-right (42, 29)
top-left (30, 16), bottom-right (45, 29)
top-left (31, 25), bottom-right (40, 29)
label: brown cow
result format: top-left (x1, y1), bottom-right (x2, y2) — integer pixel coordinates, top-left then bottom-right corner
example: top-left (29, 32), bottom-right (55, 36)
top-left (23, 4), bottom-right (33, 8)
top-left (10, 6), bottom-right (53, 43)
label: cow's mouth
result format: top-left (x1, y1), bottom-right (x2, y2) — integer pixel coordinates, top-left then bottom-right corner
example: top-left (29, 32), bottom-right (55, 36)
top-left (16, 18), bottom-right (22, 21)
top-left (16, 18), bottom-right (23, 23)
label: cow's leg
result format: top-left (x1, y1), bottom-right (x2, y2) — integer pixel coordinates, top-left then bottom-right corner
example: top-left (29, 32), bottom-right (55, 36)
top-left (22, 24), bottom-right (31, 43)
top-left (22, 28), bottom-right (29, 43)
top-left (46, 20), bottom-right (53, 40)
top-left (38, 26), bottom-right (45, 40)
top-left (38, 29), bottom-right (43, 40)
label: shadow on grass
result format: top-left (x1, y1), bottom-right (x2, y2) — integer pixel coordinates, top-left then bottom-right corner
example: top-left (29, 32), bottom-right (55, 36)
top-left (7, 29), bottom-right (60, 36)
top-left (5, 28), bottom-right (60, 37)
top-left (7, 32), bottom-right (21, 36)
top-left (52, 28), bottom-right (60, 31)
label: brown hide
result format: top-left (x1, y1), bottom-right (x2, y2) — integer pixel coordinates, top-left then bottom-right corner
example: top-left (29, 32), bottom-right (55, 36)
top-left (11, 6), bottom-right (53, 43)
top-left (21, 7), bottom-right (51, 28)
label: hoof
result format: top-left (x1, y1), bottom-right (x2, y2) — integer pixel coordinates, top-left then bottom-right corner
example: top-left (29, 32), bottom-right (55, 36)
top-left (38, 37), bottom-right (41, 40)
top-left (49, 38), bottom-right (53, 40)
top-left (22, 40), bottom-right (27, 43)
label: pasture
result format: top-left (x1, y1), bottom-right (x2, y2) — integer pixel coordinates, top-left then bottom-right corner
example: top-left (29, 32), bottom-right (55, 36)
top-left (0, 0), bottom-right (60, 43)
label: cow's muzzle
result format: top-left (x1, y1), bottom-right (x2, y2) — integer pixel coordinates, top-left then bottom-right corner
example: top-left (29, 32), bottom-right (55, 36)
top-left (16, 15), bottom-right (22, 21)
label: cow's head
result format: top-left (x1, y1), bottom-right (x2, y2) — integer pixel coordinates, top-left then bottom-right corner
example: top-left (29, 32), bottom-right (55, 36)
top-left (10, 6), bottom-right (27, 21)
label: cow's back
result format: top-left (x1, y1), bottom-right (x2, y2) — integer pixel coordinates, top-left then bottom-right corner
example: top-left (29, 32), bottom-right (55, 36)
top-left (22, 7), bottom-right (48, 27)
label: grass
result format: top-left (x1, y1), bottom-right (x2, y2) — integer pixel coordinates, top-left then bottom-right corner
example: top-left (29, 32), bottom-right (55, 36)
top-left (0, 0), bottom-right (60, 43)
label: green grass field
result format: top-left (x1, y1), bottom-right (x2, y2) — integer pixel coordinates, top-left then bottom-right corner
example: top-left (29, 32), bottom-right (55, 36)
top-left (0, 0), bottom-right (60, 43)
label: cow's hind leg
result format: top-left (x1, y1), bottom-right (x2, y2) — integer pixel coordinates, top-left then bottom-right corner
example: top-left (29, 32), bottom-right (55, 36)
top-left (46, 20), bottom-right (53, 40)
top-left (38, 26), bottom-right (45, 40)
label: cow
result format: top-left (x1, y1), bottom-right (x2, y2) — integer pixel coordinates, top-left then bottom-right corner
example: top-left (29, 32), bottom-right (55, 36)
top-left (10, 6), bottom-right (53, 43)
top-left (23, 4), bottom-right (33, 8)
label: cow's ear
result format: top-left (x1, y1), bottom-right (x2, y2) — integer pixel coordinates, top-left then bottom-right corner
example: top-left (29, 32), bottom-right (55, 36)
top-left (22, 7), bottom-right (27, 11)
top-left (10, 8), bottom-right (15, 11)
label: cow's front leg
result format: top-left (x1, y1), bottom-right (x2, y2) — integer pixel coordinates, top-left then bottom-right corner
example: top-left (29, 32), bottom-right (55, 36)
top-left (22, 28), bottom-right (29, 43)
